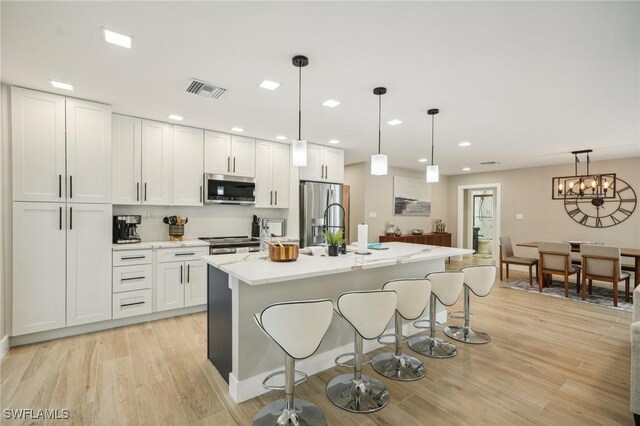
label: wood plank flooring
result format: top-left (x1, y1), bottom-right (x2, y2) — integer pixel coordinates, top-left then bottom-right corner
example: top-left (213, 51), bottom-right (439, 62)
top-left (1, 259), bottom-right (634, 425)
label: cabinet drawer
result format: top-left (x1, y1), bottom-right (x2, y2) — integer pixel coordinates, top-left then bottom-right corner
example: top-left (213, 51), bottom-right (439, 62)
top-left (113, 264), bottom-right (152, 293)
top-left (113, 249), bottom-right (152, 266)
top-left (156, 247), bottom-right (208, 263)
top-left (113, 289), bottom-right (152, 319)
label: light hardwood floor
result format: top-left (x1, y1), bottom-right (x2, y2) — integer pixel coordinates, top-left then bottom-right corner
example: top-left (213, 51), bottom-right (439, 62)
top-left (1, 259), bottom-right (634, 425)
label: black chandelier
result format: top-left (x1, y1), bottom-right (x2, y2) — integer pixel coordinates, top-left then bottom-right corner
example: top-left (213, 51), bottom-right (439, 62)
top-left (551, 149), bottom-right (616, 200)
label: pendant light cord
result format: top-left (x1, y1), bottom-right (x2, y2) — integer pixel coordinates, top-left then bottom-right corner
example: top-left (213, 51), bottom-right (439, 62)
top-left (378, 94), bottom-right (382, 154)
top-left (431, 114), bottom-right (435, 165)
top-left (298, 66), bottom-right (302, 140)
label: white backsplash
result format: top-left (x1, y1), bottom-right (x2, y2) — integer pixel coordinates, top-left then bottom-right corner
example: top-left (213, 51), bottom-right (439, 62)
top-left (113, 205), bottom-right (289, 242)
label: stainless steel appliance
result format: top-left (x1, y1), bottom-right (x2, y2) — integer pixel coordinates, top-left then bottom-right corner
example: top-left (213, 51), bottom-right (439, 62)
top-left (199, 236), bottom-right (260, 255)
top-left (113, 215), bottom-right (142, 244)
top-left (204, 174), bottom-right (255, 205)
top-left (262, 218), bottom-right (286, 237)
top-left (299, 181), bottom-right (344, 248)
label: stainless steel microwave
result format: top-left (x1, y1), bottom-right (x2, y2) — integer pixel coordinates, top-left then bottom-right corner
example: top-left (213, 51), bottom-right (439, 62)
top-left (204, 174), bottom-right (256, 205)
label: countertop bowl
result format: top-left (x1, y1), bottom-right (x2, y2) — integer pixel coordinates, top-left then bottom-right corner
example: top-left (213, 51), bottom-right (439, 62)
top-left (269, 244), bottom-right (299, 262)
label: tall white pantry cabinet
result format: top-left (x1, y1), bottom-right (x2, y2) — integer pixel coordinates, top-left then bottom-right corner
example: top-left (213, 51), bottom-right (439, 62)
top-left (11, 87), bottom-right (113, 336)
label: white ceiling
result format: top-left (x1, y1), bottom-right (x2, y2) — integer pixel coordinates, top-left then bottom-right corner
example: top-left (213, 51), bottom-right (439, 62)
top-left (2, 1), bottom-right (639, 175)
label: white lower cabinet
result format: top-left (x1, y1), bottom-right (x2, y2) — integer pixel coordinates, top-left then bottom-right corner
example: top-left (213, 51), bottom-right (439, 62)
top-left (113, 289), bottom-right (152, 319)
top-left (155, 261), bottom-right (185, 312)
top-left (184, 260), bottom-right (207, 307)
top-left (155, 248), bottom-right (208, 312)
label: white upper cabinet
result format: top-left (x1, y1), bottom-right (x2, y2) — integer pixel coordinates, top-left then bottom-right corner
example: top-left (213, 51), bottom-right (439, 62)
top-left (11, 87), bottom-right (66, 202)
top-left (204, 131), bottom-right (231, 175)
top-left (142, 119), bottom-right (173, 205)
top-left (255, 140), bottom-right (290, 208)
top-left (66, 203), bottom-right (112, 326)
top-left (204, 131), bottom-right (255, 178)
top-left (173, 125), bottom-right (204, 206)
top-left (112, 114), bottom-right (142, 204)
top-left (299, 143), bottom-right (344, 183)
top-left (12, 202), bottom-right (67, 336)
top-left (66, 98), bottom-right (112, 203)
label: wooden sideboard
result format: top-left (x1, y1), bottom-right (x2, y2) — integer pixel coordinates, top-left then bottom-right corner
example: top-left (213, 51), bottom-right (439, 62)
top-left (379, 233), bottom-right (452, 247)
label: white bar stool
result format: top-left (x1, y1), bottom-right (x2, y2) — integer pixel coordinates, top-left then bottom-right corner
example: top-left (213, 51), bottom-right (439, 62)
top-left (372, 279), bottom-right (431, 381)
top-left (408, 271), bottom-right (464, 358)
top-left (444, 265), bottom-right (496, 344)
top-left (326, 290), bottom-right (397, 413)
top-left (253, 299), bottom-right (334, 426)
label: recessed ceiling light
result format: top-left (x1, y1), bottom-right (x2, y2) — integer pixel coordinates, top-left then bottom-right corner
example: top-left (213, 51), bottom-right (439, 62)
top-left (418, 158), bottom-right (428, 163)
top-left (458, 141), bottom-right (471, 147)
top-left (231, 127), bottom-right (245, 132)
top-left (328, 140), bottom-right (340, 145)
top-left (462, 167), bottom-right (471, 171)
top-left (259, 80), bottom-right (280, 91)
top-left (387, 119), bottom-right (402, 126)
top-left (275, 135), bottom-right (287, 140)
top-left (322, 99), bottom-right (341, 108)
top-left (103, 29), bottom-right (132, 49)
top-left (50, 80), bottom-right (74, 91)
top-left (168, 114), bottom-right (184, 121)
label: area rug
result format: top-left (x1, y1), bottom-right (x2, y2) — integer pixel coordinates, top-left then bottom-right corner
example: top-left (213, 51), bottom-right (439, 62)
top-left (502, 278), bottom-right (633, 312)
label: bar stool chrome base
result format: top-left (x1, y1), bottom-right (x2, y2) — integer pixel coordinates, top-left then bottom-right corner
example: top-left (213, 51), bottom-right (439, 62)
top-left (326, 374), bottom-right (390, 413)
top-left (408, 335), bottom-right (457, 358)
top-left (443, 325), bottom-right (491, 344)
top-left (252, 398), bottom-right (325, 426)
top-left (371, 352), bottom-right (426, 381)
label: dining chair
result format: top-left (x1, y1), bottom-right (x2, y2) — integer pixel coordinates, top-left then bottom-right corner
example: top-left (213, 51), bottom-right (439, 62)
top-left (580, 244), bottom-right (631, 307)
top-left (538, 242), bottom-right (581, 297)
top-left (499, 236), bottom-right (538, 285)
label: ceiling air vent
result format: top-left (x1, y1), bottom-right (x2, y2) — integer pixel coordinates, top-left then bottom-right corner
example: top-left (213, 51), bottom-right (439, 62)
top-left (479, 161), bottom-right (500, 165)
top-left (184, 78), bottom-right (227, 99)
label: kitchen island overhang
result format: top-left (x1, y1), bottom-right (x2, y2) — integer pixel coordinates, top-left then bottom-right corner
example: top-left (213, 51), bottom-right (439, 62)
top-left (203, 242), bottom-right (473, 403)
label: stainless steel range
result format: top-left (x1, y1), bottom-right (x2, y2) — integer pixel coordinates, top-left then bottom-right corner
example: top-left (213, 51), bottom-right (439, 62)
top-left (199, 236), bottom-right (260, 255)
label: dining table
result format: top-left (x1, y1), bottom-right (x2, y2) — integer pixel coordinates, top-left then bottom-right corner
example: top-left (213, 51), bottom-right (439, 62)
top-left (516, 241), bottom-right (640, 288)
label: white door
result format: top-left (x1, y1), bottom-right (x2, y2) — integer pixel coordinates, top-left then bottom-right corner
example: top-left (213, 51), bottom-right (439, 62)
top-left (12, 202), bottom-right (66, 335)
top-left (173, 125), bottom-right (204, 206)
top-left (254, 140), bottom-right (274, 208)
top-left (66, 98), bottom-right (112, 203)
top-left (11, 87), bottom-right (66, 202)
top-left (204, 131), bottom-right (231, 174)
top-left (66, 203), bottom-right (112, 326)
top-left (299, 143), bottom-right (323, 181)
top-left (323, 147), bottom-right (344, 184)
top-left (142, 120), bottom-right (173, 205)
top-left (184, 260), bottom-right (207, 307)
top-left (112, 114), bottom-right (142, 205)
top-left (155, 262), bottom-right (185, 312)
top-left (272, 142), bottom-right (290, 208)
top-left (230, 135), bottom-right (256, 177)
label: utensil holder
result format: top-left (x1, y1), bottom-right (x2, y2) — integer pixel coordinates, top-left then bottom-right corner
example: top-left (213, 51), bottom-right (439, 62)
top-left (169, 225), bottom-right (184, 241)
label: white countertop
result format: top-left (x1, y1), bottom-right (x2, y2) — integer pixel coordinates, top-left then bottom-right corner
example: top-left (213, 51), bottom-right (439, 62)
top-left (112, 239), bottom-right (210, 251)
top-left (203, 242), bottom-right (473, 285)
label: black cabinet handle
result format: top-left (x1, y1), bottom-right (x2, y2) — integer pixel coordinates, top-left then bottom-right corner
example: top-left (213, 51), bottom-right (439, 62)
top-left (137, 182), bottom-right (140, 201)
top-left (275, 191), bottom-right (278, 205)
top-left (187, 264), bottom-right (191, 283)
top-left (227, 156), bottom-right (230, 173)
top-left (180, 265), bottom-right (183, 284)
top-left (59, 207), bottom-right (62, 230)
top-left (59, 175), bottom-right (62, 198)
top-left (175, 252), bottom-right (195, 256)
top-left (144, 183), bottom-right (147, 201)
top-left (121, 276), bottom-right (146, 281)
top-left (233, 157), bottom-right (236, 173)
top-left (69, 175), bottom-right (73, 198)
top-left (121, 301), bottom-right (145, 308)
top-left (69, 207), bottom-right (73, 230)
top-left (121, 255), bottom-right (146, 260)
top-left (270, 190), bottom-right (273, 205)
top-left (325, 165), bottom-right (328, 179)
top-left (200, 186), bottom-right (203, 203)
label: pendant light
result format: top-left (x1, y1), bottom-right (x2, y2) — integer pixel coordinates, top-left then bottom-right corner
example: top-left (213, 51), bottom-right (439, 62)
top-left (371, 87), bottom-right (388, 176)
top-left (291, 55), bottom-right (309, 167)
top-left (426, 108), bottom-right (440, 183)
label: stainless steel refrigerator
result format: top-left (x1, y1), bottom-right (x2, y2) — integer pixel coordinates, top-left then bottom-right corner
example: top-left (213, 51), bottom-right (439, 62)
top-left (299, 181), bottom-right (344, 248)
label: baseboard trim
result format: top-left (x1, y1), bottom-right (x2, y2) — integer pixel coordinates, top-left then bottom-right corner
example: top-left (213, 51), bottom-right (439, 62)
top-left (0, 335), bottom-right (9, 359)
top-left (229, 309), bottom-right (448, 403)
top-left (9, 305), bottom-right (206, 347)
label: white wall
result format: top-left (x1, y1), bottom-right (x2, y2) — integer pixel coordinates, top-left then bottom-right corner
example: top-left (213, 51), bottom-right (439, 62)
top-left (447, 157), bottom-right (640, 259)
top-left (345, 162), bottom-right (449, 242)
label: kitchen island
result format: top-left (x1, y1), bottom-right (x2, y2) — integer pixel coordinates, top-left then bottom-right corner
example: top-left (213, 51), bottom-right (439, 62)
top-left (203, 242), bottom-right (473, 403)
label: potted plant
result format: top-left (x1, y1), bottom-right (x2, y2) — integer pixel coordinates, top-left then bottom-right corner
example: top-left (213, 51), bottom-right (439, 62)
top-left (322, 229), bottom-right (344, 257)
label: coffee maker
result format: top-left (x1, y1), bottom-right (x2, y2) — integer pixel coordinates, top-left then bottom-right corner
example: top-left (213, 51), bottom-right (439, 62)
top-left (113, 215), bottom-right (142, 244)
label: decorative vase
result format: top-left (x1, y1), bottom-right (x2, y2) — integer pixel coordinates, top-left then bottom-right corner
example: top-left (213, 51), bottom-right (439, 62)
top-left (385, 222), bottom-right (396, 236)
top-left (328, 245), bottom-right (339, 256)
top-left (394, 226), bottom-right (402, 237)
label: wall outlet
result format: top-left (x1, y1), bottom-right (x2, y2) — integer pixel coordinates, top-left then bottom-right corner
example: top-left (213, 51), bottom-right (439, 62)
top-left (515, 213), bottom-right (524, 220)
top-left (369, 212), bottom-right (377, 218)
